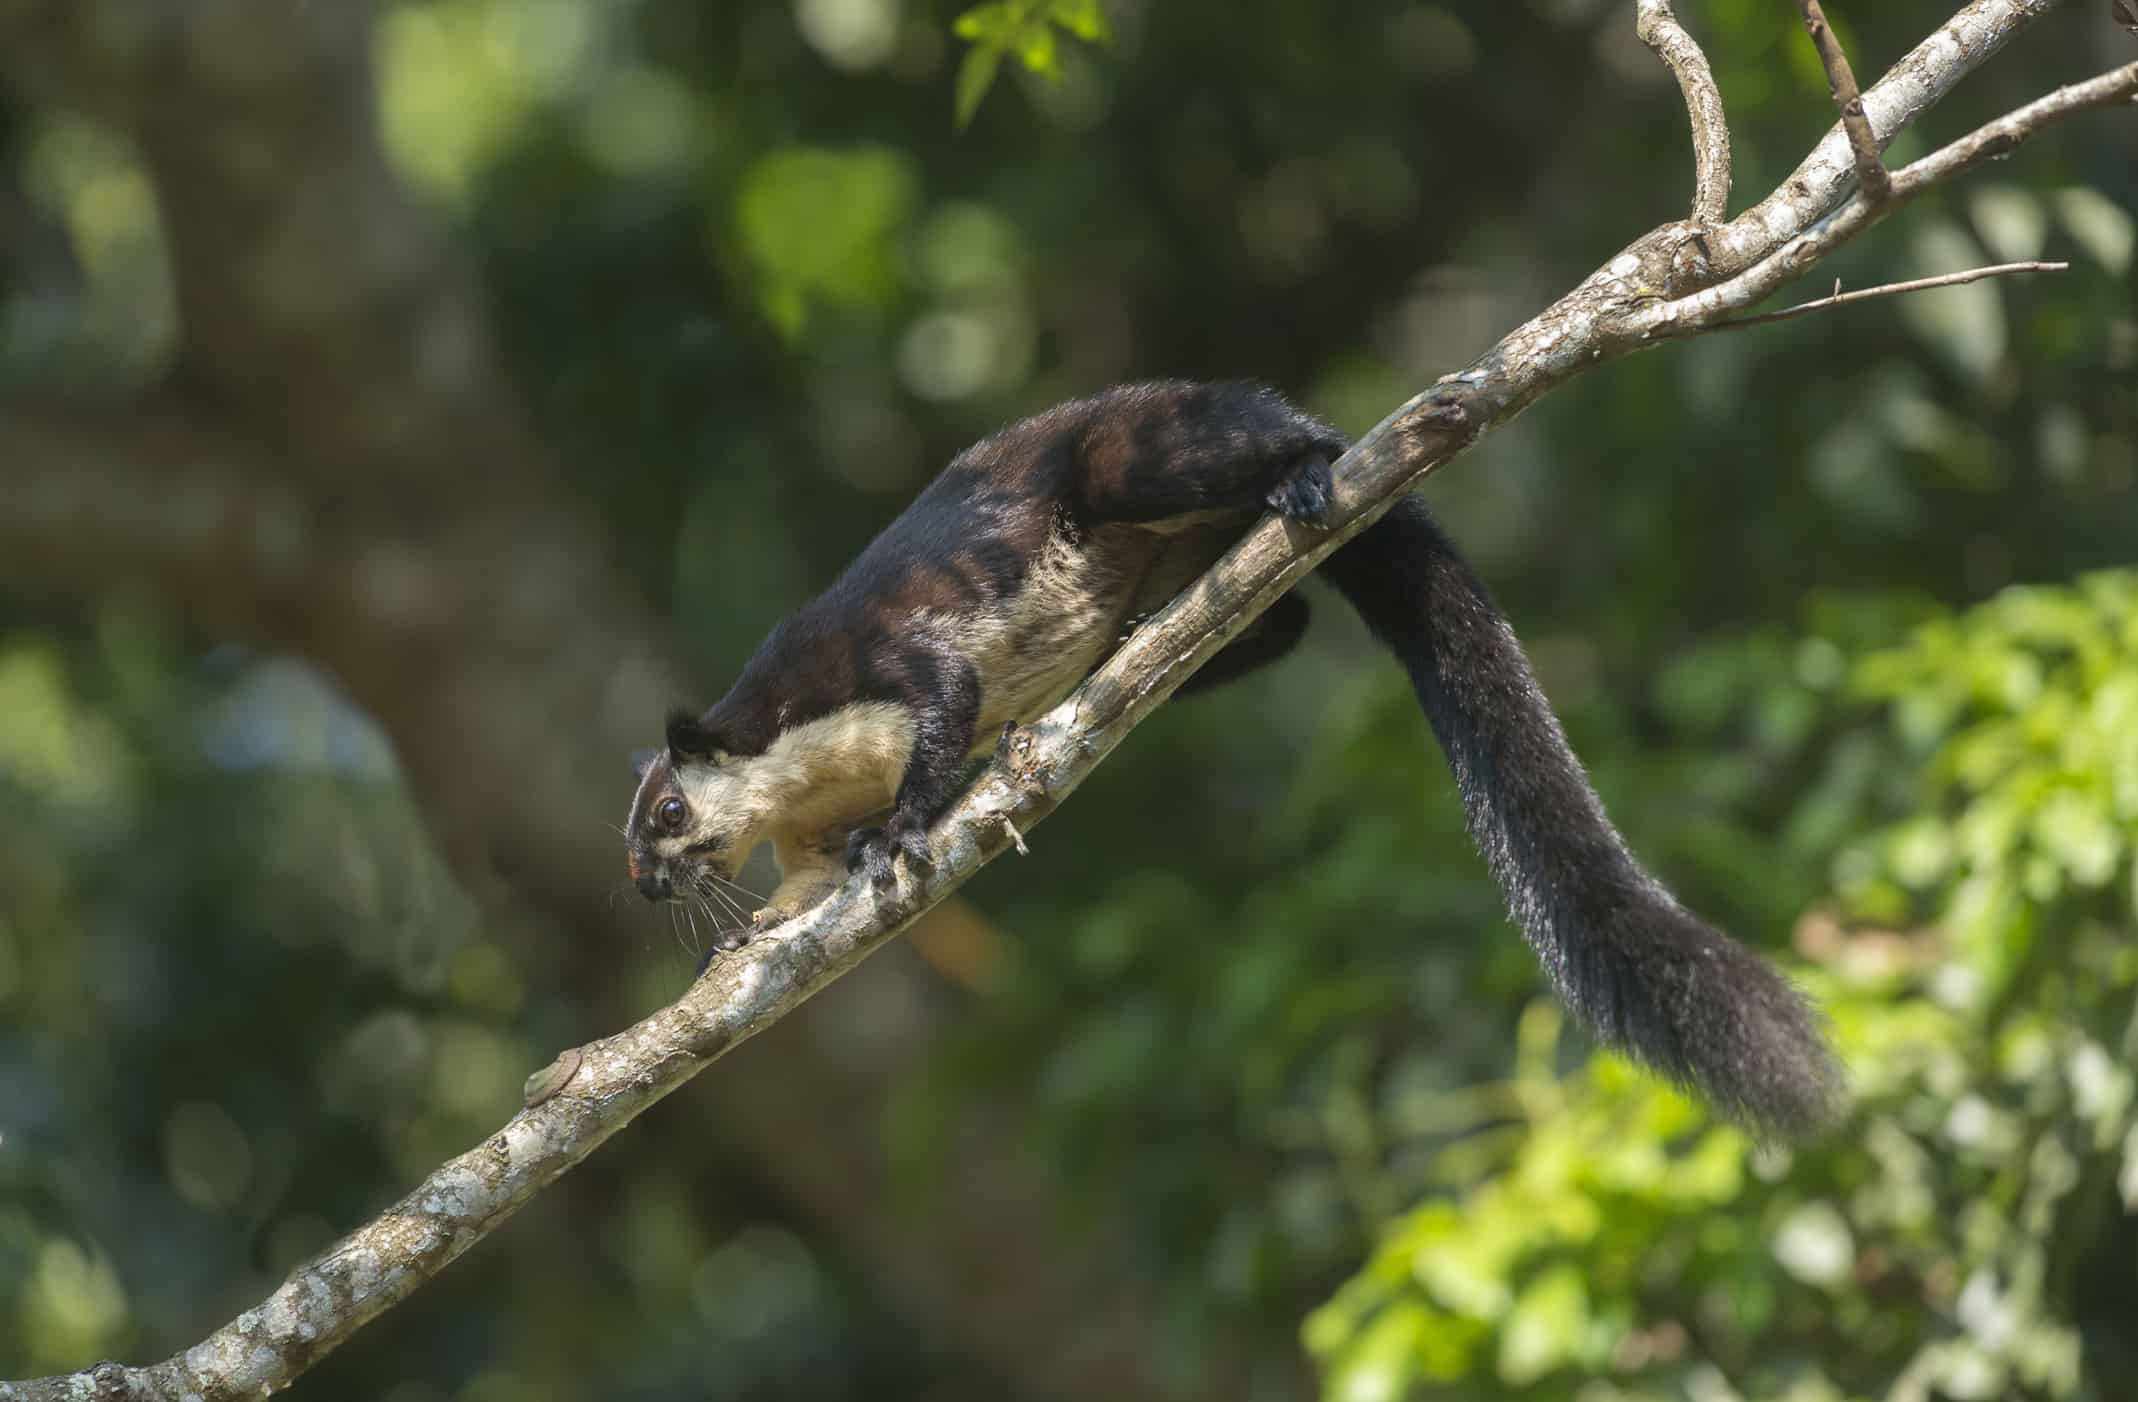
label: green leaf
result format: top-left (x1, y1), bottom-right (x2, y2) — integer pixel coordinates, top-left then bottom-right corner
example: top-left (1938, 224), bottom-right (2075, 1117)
top-left (1772, 1202), bottom-right (1855, 1288)
top-left (953, 44), bottom-right (1004, 127)
top-left (1015, 22), bottom-right (1058, 77)
top-left (951, 0), bottom-right (1107, 123)
top-left (2055, 187), bottom-right (2135, 276)
top-left (731, 146), bottom-right (919, 333)
top-left (1049, 0), bottom-right (1112, 42)
top-left (1326, 1301), bottom-right (1435, 1402)
top-left (1496, 1265), bottom-right (1589, 1385)
top-left (952, 3), bottom-right (1014, 41)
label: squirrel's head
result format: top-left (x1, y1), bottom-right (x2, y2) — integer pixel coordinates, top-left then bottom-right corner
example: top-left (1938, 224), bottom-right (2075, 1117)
top-left (623, 710), bottom-right (768, 902)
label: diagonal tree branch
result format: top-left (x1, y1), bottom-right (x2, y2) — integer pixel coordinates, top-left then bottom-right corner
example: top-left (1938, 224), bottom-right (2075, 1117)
top-left (1, 5), bottom-right (1275, 1394)
top-left (0, 388), bottom-right (1256, 1402)
top-left (6, 2), bottom-right (2126, 1394)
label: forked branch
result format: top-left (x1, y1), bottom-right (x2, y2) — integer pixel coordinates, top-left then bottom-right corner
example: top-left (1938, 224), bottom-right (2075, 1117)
top-left (1629, 57), bottom-right (2138, 337)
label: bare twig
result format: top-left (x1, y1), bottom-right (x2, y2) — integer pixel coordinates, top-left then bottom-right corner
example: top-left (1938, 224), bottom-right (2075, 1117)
top-left (1713, 260), bottom-right (2069, 330)
top-left (1880, 58), bottom-right (2138, 187)
top-left (1631, 59), bottom-right (2138, 338)
top-left (1795, 0), bottom-right (1893, 202)
top-left (4, 8), bottom-right (2130, 1402)
top-left (1638, 0), bottom-right (1733, 221)
top-left (1708, 0), bottom-right (2062, 278)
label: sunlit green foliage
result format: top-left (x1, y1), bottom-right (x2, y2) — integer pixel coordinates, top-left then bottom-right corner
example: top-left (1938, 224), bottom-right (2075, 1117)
top-left (1307, 574), bottom-right (2138, 1401)
top-left (734, 146), bottom-right (919, 335)
top-left (376, 0), bottom-right (600, 202)
top-left (10, 114), bottom-right (171, 380)
top-left (950, 0), bottom-right (1110, 125)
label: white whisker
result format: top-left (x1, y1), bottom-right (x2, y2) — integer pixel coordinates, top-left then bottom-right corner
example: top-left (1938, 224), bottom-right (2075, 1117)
top-left (695, 879), bottom-right (748, 931)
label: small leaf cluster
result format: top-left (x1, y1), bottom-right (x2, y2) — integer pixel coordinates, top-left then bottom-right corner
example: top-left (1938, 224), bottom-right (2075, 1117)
top-left (950, 0), bottom-right (1110, 125)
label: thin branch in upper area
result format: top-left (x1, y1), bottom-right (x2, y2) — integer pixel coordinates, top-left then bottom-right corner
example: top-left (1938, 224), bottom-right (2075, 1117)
top-left (1794, 0), bottom-right (1892, 202)
top-left (1888, 59), bottom-right (2138, 194)
top-left (1713, 260), bottom-right (2068, 331)
top-left (1637, 0), bottom-right (1732, 222)
top-left (1708, 0), bottom-right (2052, 278)
top-left (1631, 59), bottom-right (2138, 336)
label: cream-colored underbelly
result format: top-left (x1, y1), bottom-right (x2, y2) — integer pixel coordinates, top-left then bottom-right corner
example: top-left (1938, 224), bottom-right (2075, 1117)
top-left (960, 529), bottom-right (1126, 745)
top-left (954, 520), bottom-right (1239, 750)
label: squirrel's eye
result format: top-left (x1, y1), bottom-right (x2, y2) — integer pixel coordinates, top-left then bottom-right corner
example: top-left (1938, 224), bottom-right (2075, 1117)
top-left (657, 797), bottom-right (687, 831)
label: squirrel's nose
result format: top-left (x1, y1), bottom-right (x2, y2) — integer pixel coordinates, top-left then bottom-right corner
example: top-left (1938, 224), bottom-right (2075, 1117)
top-left (637, 868), bottom-right (674, 902)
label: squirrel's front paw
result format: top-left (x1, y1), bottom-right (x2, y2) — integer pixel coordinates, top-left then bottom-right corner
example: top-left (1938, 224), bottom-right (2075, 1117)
top-left (845, 812), bottom-right (933, 889)
top-left (1266, 454), bottom-right (1334, 527)
top-left (694, 923), bottom-right (756, 976)
top-left (692, 902), bottom-right (784, 976)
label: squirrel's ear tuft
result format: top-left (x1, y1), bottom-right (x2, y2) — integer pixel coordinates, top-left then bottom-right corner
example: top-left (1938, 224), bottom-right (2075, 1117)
top-left (666, 710), bottom-right (721, 759)
top-left (631, 748), bottom-right (660, 779)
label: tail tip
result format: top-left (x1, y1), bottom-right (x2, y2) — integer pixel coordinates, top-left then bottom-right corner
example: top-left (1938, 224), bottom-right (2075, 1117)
top-left (1674, 940), bottom-right (1848, 1140)
top-left (1567, 905), bottom-right (1848, 1140)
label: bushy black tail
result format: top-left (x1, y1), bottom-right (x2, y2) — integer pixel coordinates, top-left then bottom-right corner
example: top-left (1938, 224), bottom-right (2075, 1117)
top-left (1320, 495), bottom-right (1843, 1136)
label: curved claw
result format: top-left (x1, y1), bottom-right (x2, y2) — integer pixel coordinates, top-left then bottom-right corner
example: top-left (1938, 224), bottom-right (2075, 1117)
top-left (845, 826), bottom-right (896, 887)
top-left (1266, 454), bottom-right (1334, 527)
top-left (693, 922), bottom-right (755, 974)
top-left (845, 812), bottom-right (934, 889)
top-left (888, 811), bottom-right (934, 868)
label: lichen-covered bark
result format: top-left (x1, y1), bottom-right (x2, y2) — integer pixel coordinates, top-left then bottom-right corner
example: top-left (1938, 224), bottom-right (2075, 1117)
top-left (1635, 0), bottom-right (1732, 223)
top-left (1627, 58), bottom-right (2138, 338)
top-left (1706, 0), bottom-right (2067, 275)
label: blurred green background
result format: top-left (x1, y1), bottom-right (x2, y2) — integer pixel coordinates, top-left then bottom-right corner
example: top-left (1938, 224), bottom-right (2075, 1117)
top-left (2, 2), bottom-right (2134, 1399)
